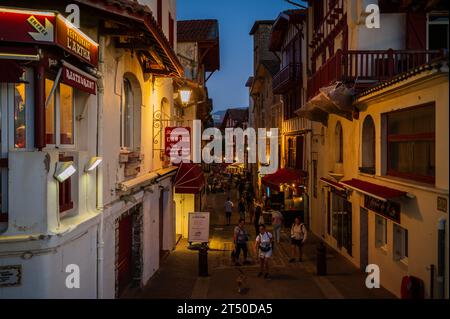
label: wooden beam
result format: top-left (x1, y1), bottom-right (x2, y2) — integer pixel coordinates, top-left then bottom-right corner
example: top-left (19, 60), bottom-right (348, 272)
top-left (101, 28), bottom-right (144, 38)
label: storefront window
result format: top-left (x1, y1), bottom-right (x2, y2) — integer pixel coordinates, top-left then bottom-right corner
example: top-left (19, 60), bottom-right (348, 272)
top-left (394, 224), bottom-right (408, 261)
top-left (45, 79), bottom-right (56, 144)
top-left (331, 192), bottom-right (352, 256)
top-left (60, 83), bottom-right (74, 145)
top-left (14, 83), bottom-right (26, 148)
top-left (375, 215), bottom-right (388, 248)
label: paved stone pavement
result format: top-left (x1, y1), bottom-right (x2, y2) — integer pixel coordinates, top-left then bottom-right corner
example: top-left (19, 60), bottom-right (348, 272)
top-left (127, 186), bottom-right (396, 299)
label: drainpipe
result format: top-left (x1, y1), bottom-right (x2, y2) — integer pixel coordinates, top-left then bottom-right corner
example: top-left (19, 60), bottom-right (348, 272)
top-left (96, 34), bottom-right (106, 300)
top-left (437, 217), bottom-right (446, 299)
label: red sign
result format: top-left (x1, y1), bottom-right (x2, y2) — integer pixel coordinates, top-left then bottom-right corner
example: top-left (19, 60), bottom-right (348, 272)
top-left (55, 15), bottom-right (98, 66)
top-left (165, 127), bottom-right (191, 160)
top-left (0, 7), bottom-right (98, 66)
top-left (62, 63), bottom-right (96, 95)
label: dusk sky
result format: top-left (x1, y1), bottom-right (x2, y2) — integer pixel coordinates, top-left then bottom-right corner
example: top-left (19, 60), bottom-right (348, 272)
top-left (177, 0), bottom-right (307, 112)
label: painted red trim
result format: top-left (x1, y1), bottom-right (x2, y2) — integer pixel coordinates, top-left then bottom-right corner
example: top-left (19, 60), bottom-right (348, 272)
top-left (34, 62), bottom-right (46, 150)
top-left (386, 170), bottom-right (435, 184)
top-left (157, 0), bottom-right (162, 27)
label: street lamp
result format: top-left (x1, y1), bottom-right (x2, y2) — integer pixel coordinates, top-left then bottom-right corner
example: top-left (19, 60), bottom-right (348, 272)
top-left (85, 156), bottom-right (103, 172)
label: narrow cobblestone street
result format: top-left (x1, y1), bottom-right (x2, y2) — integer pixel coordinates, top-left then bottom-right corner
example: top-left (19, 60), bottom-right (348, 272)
top-left (129, 187), bottom-right (395, 299)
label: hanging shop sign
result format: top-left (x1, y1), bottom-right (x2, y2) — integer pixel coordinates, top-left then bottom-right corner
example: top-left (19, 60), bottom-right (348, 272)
top-left (0, 7), bottom-right (99, 67)
top-left (188, 212), bottom-right (210, 243)
top-left (62, 62), bottom-right (97, 94)
top-left (0, 265), bottom-right (22, 287)
top-left (364, 195), bottom-right (401, 224)
top-left (165, 127), bottom-right (191, 159)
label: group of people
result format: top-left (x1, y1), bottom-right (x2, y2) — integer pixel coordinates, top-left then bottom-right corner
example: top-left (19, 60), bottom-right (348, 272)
top-left (227, 194), bottom-right (308, 278)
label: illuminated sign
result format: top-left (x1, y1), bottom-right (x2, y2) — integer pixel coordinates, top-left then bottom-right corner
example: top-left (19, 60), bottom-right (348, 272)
top-left (0, 7), bottom-right (98, 66)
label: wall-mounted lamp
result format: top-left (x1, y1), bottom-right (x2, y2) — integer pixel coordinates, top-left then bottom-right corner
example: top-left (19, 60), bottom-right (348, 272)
top-left (54, 161), bottom-right (76, 183)
top-left (179, 83), bottom-right (192, 106)
top-left (85, 156), bottom-right (103, 172)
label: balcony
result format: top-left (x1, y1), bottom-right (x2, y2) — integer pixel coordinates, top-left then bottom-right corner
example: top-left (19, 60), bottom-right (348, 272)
top-left (310, 0), bottom-right (344, 54)
top-left (272, 63), bottom-right (302, 94)
top-left (307, 49), bottom-right (444, 100)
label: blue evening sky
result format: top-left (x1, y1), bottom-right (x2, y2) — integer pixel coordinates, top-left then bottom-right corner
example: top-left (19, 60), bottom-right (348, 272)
top-left (177, 0), bottom-right (306, 112)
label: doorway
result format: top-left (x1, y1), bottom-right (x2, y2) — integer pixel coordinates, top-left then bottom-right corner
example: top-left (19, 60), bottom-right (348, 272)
top-left (360, 207), bottom-right (369, 272)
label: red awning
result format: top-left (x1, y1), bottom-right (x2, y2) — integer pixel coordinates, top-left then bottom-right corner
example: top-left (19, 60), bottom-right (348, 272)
top-left (0, 60), bottom-right (24, 83)
top-left (319, 177), bottom-right (346, 190)
top-left (174, 162), bottom-right (205, 194)
top-left (262, 169), bottom-right (308, 191)
top-left (341, 178), bottom-right (407, 201)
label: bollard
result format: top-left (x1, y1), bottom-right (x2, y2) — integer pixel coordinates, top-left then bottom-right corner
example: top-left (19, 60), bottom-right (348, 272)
top-left (198, 245), bottom-right (209, 277)
top-left (317, 241), bottom-right (327, 276)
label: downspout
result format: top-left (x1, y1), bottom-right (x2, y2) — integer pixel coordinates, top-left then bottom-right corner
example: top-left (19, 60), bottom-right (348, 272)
top-left (437, 217), bottom-right (446, 299)
top-left (96, 34), bottom-right (106, 299)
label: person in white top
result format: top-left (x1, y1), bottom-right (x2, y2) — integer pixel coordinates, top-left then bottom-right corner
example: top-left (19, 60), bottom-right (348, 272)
top-left (289, 217), bottom-right (308, 263)
top-left (224, 197), bottom-right (234, 226)
top-left (255, 224), bottom-right (274, 279)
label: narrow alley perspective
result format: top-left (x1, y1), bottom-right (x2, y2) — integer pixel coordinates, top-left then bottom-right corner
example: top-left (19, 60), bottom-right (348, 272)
top-left (128, 174), bottom-right (394, 299)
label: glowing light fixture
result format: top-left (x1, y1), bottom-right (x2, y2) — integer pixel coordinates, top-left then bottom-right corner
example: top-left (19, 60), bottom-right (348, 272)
top-left (85, 157), bottom-right (103, 172)
top-left (179, 83), bottom-right (192, 105)
top-left (54, 161), bottom-right (76, 183)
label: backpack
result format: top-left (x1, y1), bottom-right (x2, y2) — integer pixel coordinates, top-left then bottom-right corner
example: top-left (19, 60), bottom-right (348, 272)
top-left (258, 232), bottom-right (272, 252)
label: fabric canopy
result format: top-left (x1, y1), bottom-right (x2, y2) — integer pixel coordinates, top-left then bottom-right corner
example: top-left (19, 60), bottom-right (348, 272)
top-left (262, 169), bottom-right (308, 191)
top-left (174, 162), bottom-right (205, 194)
top-left (0, 60), bottom-right (24, 83)
top-left (341, 178), bottom-right (407, 201)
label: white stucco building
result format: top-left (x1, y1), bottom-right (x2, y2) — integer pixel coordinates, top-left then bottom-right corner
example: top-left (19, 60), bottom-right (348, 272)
top-left (0, 0), bottom-right (184, 298)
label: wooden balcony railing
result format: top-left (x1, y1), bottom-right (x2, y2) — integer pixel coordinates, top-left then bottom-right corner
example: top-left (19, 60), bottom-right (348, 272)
top-left (307, 49), bottom-right (443, 99)
top-left (272, 63), bottom-right (302, 94)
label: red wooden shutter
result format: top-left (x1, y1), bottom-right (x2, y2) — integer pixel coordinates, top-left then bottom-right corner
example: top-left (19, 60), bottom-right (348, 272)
top-left (59, 155), bottom-right (74, 213)
top-left (157, 0), bottom-right (162, 27)
top-left (406, 12), bottom-right (427, 50)
top-left (295, 136), bottom-right (304, 170)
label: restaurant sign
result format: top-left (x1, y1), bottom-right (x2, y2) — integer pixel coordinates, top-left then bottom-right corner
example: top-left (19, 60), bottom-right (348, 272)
top-left (62, 63), bottom-right (97, 94)
top-left (364, 195), bottom-right (401, 224)
top-left (0, 7), bottom-right (98, 66)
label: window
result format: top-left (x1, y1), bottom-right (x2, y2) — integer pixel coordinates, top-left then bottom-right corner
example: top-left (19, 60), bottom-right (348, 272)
top-left (286, 138), bottom-right (296, 169)
top-left (295, 136), bottom-right (304, 170)
top-left (385, 104), bottom-right (435, 184)
top-left (59, 154), bottom-right (74, 214)
top-left (122, 78), bottom-right (133, 149)
top-left (14, 83), bottom-right (27, 149)
top-left (312, 160), bottom-right (318, 198)
top-left (120, 76), bottom-right (141, 151)
top-left (45, 79), bottom-right (55, 144)
top-left (428, 14), bottom-right (449, 51)
top-left (45, 79), bottom-right (75, 146)
top-left (394, 224), bottom-right (408, 261)
top-left (335, 121), bottom-right (343, 163)
top-left (375, 215), bottom-right (387, 249)
top-left (361, 115), bottom-right (375, 174)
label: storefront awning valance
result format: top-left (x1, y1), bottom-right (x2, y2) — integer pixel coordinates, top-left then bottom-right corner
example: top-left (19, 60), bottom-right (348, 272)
top-left (0, 60), bottom-right (24, 83)
top-left (319, 177), bottom-right (346, 191)
top-left (174, 162), bottom-right (205, 194)
top-left (341, 179), bottom-right (407, 202)
top-left (262, 169), bottom-right (308, 191)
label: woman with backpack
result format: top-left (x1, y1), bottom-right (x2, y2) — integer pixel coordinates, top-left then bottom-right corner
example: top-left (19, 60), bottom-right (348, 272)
top-left (255, 224), bottom-right (274, 279)
top-left (289, 217), bottom-right (308, 263)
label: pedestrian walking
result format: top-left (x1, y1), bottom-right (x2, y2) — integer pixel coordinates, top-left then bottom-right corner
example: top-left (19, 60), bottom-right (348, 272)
top-left (233, 219), bottom-right (249, 266)
top-left (238, 197), bottom-right (246, 221)
top-left (255, 224), bottom-right (273, 279)
top-left (289, 217), bottom-right (308, 262)
top-left (224, 197), bottom-right (234, 226)
top-left (254, 205), bottom-right (262, 235)
top-left (271, 211), bottom-right (283, 244)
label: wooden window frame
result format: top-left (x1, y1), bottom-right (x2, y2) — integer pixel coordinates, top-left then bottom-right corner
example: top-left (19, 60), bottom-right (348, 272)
top-left (385, 103), bottom-right (435, 184)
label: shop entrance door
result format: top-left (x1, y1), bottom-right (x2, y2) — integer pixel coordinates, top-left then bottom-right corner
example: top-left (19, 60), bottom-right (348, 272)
top-left (360, 208), bottom-right (369, 271)
top-left (117, 213), bottom-right (133, 297)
